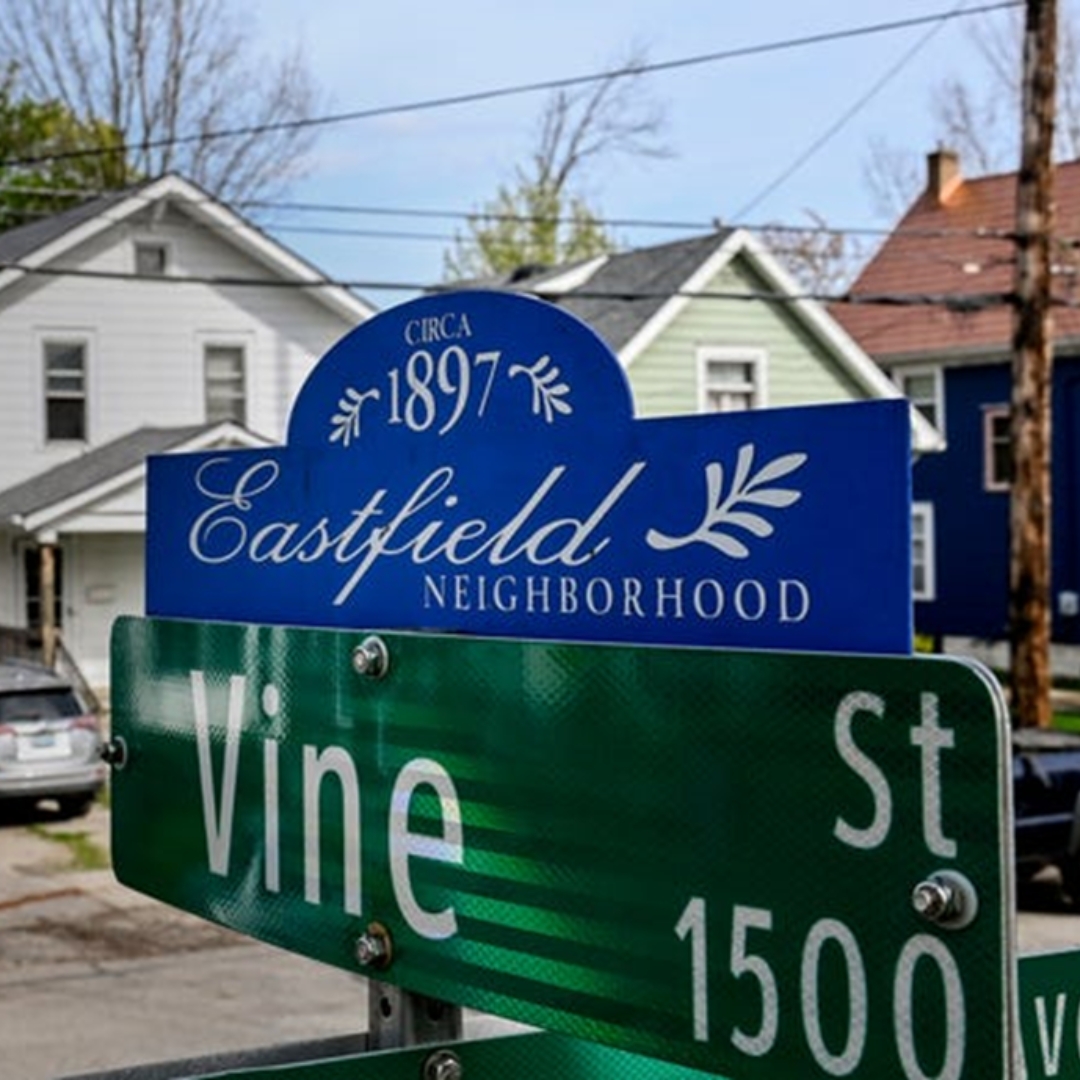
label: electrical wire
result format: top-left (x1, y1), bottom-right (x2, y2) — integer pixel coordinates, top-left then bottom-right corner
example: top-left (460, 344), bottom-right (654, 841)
top-left (733, 0), bottom-right (975, 219)
top-left (0, 1), bottom-right (1021, 171)
top-left (0, 257), bottom-right (1018, 310)
top-left (0, 180), bottom-right (1022, 242)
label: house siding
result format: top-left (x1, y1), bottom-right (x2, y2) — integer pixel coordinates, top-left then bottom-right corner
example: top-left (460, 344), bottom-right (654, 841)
top-left (0, 203), bottom-right (355, 491)
top-left (914, 355), bottom-right (1080, 643)
top-left (627, 258), bottom-right (864, 417)
top-left (65, 532), bottom-right (145, 691)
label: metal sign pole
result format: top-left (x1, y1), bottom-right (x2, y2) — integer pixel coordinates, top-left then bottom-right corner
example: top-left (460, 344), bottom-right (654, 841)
top-left (367, 981), bottom-right (463, 1051)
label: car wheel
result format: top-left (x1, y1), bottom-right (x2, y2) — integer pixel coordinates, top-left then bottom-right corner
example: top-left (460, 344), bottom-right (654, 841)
top-left (1060, 853), bottom-right (1080, 908)
top-left (58, 794), bottom-right (95, 819)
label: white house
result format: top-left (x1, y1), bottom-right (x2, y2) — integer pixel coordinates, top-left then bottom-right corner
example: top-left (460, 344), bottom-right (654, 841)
top-left (0, 174), bottom-right (375, 693)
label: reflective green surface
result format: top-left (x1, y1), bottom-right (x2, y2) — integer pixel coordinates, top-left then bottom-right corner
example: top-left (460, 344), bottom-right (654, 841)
top-left (111, 617), bottom-right (1014, 1079)
top-left (1019, 950), bottom-right (1080, 1079)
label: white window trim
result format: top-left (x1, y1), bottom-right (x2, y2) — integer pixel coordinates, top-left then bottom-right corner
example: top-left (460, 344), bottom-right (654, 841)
top-left (912, 502), bottom-right (936, 602)
top-left (695, 346), bottom-right (768, 413)
top-left (983, 403), bottom-right (1011, 492)
top-left (37, 329), bottom-right (95, 446)
top-left (892, 364), bottom-right (945, 434)
top-left (132, 237), bottom-right (172, 277)
top-left (198, 332), bottom-right (252, 426)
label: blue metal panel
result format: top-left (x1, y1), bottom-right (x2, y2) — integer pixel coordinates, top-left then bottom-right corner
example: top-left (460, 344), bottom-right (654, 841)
top-left (147, 291), bottom-right (914, 654)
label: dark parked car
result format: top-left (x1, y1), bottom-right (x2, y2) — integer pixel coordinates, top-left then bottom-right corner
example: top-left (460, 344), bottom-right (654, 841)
top-left (0, 658), bottom-right (105, 817)
top-left (1013, 727), bottom-right (1080, 901)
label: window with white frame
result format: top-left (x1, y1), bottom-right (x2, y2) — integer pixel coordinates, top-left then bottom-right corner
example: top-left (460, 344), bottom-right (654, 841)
top-left (43, 340), bottom-right (87, 441)
top-left (204, 344), bottom-right (247, 424)
top-left (134, 240), bottom-right (169, 277)
top-left (894, 366), bottom-right (944, 431)
top-left (698, 348), bottom-right (765, 412)
top-left (984, 405), bottom-right (1012, 491)
top-left (912, 503), bottom-right (936, 601)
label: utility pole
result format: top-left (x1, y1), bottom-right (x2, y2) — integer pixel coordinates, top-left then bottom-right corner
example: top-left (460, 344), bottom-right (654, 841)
top-left (1010, 0), bottom-right (1057, 728)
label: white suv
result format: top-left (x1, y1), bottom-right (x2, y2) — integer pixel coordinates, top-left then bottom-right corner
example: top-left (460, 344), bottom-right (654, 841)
top-left (0, 659), bottom-right (105, 817)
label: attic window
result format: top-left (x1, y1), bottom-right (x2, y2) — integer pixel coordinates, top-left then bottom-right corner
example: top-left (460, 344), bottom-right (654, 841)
top-left (697, 347), bottom-right (766, 412)
top-left (135, 241), bottom-right (169, 277)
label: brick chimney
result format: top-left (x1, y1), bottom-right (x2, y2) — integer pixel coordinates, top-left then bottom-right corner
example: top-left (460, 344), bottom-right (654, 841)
top-left (926, 148), bottom-right (961, 205)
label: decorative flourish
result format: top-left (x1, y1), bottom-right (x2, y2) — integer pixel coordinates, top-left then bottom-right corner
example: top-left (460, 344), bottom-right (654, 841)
top-left (508, 354), bottom-right (573, 423)
top-left (646, 444), bottom-right (807, 558)
top-left (329, 387), bottom-right (380, 447)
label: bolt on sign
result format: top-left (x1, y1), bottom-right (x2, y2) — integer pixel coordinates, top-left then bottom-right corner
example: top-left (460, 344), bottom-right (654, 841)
top-left (145, 291), bottom-right (914, 654)
top-left (110, 617), bottom-right (1017, 1080)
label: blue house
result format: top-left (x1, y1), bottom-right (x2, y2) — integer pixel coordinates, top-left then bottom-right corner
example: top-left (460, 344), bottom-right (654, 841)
top-left (835, 150), bottom-right (1080, 648)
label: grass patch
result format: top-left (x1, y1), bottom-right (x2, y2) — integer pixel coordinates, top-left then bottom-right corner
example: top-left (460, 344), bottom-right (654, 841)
top-left (1053, 712), bottom-right (1080, 733)
top-left (30, 825), bottom-right (110, 870)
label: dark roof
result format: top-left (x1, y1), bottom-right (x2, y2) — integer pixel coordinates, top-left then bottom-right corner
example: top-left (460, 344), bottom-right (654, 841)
top-left (446, 231), bottom-right (734, 354)
top-left (0, 425), bottom-right (210, 522)
top-left (0, 183), bottom-right (152, 263)
top-left (555, 232), bottom-right (733, 353)
top-left (832, 158), bottom-right (1080, 359)
top-left (0, 175), bottom-right (378, 315)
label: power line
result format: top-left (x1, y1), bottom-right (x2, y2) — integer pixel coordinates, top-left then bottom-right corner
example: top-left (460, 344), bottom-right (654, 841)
top-left (733, 0), bottom-right (974, 219)
top-left (0, 2), bottom-right (1021, 171)
top-left (0, 257), bottom-right (1018, 310)
top-left (0, 180), bottom-right (1023, 242)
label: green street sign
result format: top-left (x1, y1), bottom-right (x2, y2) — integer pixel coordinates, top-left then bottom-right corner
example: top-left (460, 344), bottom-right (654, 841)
top-left (1019, 949), bottom-right (1080, 1078)
top-left (110, 616), bottom-right (1016, 1079)
top-left (197, 1031), bottom-right (718, 1080)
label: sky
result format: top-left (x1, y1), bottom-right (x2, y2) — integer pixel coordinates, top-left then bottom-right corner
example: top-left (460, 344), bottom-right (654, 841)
top-left (242, 0), bottom-right (1024, 308)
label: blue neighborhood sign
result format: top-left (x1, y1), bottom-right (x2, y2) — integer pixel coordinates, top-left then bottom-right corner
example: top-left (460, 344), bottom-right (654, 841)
top-left (147, 290), bottom-right (913, 653)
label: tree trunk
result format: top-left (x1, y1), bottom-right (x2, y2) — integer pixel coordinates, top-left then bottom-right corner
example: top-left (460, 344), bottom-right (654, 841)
top-left (1010, 0), bottom-right (1057, 728)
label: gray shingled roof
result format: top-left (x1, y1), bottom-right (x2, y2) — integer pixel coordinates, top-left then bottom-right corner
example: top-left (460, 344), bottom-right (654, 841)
top-left (0, 182), bottom-right (154, 264)
top-left (554, 231), bottom-right (733, 353)
top-left (445, 231), bottom-right (735, 354)
top-left (0, 425), bottom-right (210, 522)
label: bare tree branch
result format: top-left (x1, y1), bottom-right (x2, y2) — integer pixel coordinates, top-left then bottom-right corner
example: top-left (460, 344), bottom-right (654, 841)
top-left (0, 0), bottom-right (322, 203)
top-left (445, 48), bottom-right (671, 281)
top-left (863, 6), bottom-right (1080, 218)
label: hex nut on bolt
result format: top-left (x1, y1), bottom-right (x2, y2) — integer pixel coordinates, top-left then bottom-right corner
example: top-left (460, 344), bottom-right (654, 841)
top-left (352, 636), bottom-right (389, 679)
top-left (100, 736), bottom-right (128, 770)
top-left (355, 921), bottom-right (393, 969)
top-left (911, 870), bottom-right (979, 930)
top-left (423, 1049), bottom-right (463, 1080)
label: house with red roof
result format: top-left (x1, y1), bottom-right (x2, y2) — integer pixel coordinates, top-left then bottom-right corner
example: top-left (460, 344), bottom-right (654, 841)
top-left (834, 149), bottom-right (1080, 650)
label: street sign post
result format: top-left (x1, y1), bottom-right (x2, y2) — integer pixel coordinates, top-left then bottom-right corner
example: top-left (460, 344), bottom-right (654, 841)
top-left (146, 290), bottom-right (914, 654)
top-left (110, 615), bottom-right (1016, 1080)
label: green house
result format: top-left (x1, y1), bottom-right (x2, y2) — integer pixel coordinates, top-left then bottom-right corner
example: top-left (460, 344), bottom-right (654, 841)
top-left (492, 229), bottom-right (941, 451)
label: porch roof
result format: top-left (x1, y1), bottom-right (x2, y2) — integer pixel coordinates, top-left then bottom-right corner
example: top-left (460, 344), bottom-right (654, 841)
top-left (0, 422), bottom-right (268, 535)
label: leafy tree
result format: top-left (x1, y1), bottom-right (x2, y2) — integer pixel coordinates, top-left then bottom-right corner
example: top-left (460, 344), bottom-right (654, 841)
top-left (0, 0), bottom-right (321, 206)
top-left (0, 64), bottom-right (132, 229)
top-left (444, 177), bottom-right (616, 281)
top-left (445, 50), bottom-right (670, 280)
